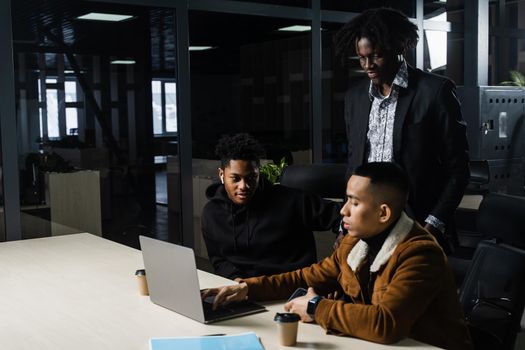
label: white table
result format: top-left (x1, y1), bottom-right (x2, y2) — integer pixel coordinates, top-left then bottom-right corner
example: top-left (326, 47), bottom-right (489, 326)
top-left (0, 233), bottom-right (439, 350)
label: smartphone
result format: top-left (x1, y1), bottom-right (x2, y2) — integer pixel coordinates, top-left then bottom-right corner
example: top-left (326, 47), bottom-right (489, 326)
top-left (287, 287), bottom-right (307, 302)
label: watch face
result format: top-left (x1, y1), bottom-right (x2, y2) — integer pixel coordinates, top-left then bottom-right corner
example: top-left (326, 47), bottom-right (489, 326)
top-left (307, 296), bottom-right (322, 317)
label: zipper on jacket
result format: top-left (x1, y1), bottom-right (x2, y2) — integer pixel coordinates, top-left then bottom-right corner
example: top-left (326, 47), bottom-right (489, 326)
top-left (354, 265), bottom-right (368, 304)
top-left (367, 272), bottom-right (375, 304)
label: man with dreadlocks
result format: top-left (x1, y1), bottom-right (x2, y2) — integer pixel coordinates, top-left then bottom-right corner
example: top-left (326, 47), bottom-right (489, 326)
top-left (201, 133), bottom-right (342, 279)
top-left (333, 7), bottom-right (469, 253)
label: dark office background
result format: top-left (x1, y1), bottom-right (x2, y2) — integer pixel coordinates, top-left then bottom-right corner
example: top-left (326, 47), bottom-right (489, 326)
top-left (0, 0), bottom-right (524, 252)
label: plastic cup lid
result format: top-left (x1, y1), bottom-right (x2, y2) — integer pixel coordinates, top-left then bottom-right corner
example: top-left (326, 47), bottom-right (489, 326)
top-left (274, 312), bottom-right (300, 323)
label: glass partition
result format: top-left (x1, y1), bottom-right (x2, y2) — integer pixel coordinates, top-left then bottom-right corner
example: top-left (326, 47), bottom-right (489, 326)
top-left (0, 144), bottom-right (5, 242)
top-left (11, 0), bottom-right (181, 247)
top-left (489, 0), bottom-right (525, 85)
top-left (320, 22), bottom-right (351, 164)
top-left (189, 10), bottom-right (313, 257)
top-left (229, 0), bottom-right (310, 6)
top-left (321, 1), bottom-right (416, 17)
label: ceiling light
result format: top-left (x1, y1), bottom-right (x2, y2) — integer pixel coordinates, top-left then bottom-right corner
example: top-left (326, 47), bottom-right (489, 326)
top-left (277, 25), bottom-right (311, 32)
top-left (189, 46), bottom-right (214, 51)
top-left (110, 60), bottom-right (136, 65)
top-left (77, 12), bottom-right (134, 22)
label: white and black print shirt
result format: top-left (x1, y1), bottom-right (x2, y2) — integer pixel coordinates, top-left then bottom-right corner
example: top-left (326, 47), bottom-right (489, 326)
top-left (366, 60), bottom-right (408, 163)
top-left (364, 61), bottom-right (446, 233)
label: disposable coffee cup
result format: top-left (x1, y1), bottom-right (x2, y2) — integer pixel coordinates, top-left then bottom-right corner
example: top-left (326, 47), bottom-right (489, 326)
top-left (274, 312), bottom-right (300, 346)
top-left (135, 269), bottom-right (149, 296)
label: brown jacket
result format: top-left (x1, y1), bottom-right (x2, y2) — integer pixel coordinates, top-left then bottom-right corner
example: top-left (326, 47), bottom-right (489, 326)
top-left (242, 213), bottom-right (472, 349)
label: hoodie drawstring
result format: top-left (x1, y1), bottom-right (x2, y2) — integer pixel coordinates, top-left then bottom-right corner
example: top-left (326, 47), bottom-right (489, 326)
top-left (230, 202), bottom-right (238, 252)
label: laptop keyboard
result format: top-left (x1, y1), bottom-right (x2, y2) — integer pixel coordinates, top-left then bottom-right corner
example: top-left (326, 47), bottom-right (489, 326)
top-left (202, 300), bottom-right (239, 319)
top-left (202, 299), bottom-right (265, 321)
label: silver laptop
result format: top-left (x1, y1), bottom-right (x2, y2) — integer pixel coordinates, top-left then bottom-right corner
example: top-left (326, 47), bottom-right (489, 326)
top-left (139, 235), bottom-right (266, 324)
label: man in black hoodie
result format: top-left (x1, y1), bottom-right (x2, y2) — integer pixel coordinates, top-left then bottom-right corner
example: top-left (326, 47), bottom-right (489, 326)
top-left (201, 134), bottom-right (342, 280)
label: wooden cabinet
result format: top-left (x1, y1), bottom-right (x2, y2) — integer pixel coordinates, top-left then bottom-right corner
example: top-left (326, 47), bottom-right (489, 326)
top-left (46, 170), bottom-right (102, 236)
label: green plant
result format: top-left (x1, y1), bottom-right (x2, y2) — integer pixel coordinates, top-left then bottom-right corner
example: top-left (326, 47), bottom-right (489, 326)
top-left (501, 70), bottom-right (525, 87)
top-left (260, 157), bottom-right (287, 184)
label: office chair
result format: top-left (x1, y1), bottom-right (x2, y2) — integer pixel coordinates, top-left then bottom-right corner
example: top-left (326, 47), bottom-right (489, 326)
top-left (466, 160), bottom-right (490, 195)
top-left (476, 193), bottom-right (525, 249)
top-left (455, 160), bottom-right (490, 249)
top-left (459, 240), bottom-right (525, 350)
top-left (279, 163), bottom-right (347, 259)
top-left (279, 163), bottom-right (347, 200)
top-left (450, 192), bottom-right (525, 287)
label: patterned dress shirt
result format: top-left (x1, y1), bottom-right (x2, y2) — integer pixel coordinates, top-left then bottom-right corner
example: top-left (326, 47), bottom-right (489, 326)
top-left (366, 60), bottom-right (408, 163)
top-left (365, 60), bottom-right (445, 233)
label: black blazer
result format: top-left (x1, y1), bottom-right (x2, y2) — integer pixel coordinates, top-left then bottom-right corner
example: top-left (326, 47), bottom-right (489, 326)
top-left (344, 65), bottom-right (470, 225)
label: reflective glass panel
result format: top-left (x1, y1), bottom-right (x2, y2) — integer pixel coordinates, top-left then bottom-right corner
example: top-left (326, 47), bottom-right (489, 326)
top-left (424, 0), bottom-right (464, 23)
top-left (424, 30), bottom-right (448, 72)
top-left (46, 89), bottom-right (59, 138)
top-left (12, 1), bottom-right (182, 248)
top-left (152, 80), bottom-right (163, 135)
top-left (189, 10), bottom-right (312, 257)
top-left (0, 142), bottom-right (4, 241)
top-left (321, 1), bottom-right (416, 18)
top-left (65, 81), bottom-right (77, 102)
top-left (165, 82), bottom-right (177, 132)
top-left (321, 22), bottom-right (352, 163)
top-left (229, 0), bottom-right (310, 6)
top-left (505, 0), bottom-right (525, 30)
top-left (489, 36), bottom-right (525, 85)
top-left (65, 108), bottom-right (78, 135)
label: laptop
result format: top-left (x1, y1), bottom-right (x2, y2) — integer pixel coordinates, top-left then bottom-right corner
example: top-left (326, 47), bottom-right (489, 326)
top-left (139, 235), bottom-right (266, 324)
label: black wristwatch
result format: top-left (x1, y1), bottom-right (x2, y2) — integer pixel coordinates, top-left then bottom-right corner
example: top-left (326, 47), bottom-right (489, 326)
top-left (307, 295), bottom-right (323, 319)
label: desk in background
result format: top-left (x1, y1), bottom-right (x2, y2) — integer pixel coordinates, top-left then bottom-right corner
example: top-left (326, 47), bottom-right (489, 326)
top-left (0, 233), bottom-right (439, 350)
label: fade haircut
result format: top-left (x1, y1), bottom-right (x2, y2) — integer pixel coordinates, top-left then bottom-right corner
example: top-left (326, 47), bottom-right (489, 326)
top-left (353, 162), bottom-right (409, 213)
top-left (334, 7), bottom-right (419, 67)
top-left (215, 133), bottom-right (266, 169)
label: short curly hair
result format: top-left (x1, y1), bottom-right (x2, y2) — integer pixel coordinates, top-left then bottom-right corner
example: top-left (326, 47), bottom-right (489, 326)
top-left (334, 7), bottom-right (418, 67)
top-left (215, 133), bottom-right (266, 168)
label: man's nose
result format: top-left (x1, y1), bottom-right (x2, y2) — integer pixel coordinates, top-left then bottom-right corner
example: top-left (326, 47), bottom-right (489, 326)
top-left (340, 203), bottom-right (349, 216)
top-left (239, 179), bottom-right (250, 189)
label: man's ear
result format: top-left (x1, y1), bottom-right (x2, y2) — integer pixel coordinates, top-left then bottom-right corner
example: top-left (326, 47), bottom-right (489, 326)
top-left (218, 168), bottom-right (224, 183)
top-left (378, 203), bottom-right (392, 224)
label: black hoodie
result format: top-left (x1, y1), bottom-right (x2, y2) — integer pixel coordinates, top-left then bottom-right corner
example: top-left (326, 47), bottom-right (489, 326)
top-left (201, 177), bottom-right (342, 279)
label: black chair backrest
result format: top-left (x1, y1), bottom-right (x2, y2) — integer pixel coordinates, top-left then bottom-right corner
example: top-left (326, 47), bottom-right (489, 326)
top-left (476, 193), bottom-right (525, 248)
top-left (459, 240), bottom-right (525, 350)
top-left (469, 160), bottom-right (490, 186)
top-left (465, 160), bottom-right (490, 195)
top-left (280, 164), bottom-right (347, 200)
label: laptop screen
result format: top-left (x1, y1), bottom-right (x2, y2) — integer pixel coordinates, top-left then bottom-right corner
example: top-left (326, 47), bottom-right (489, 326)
top-left (139, 235), bottom-right (206, 323)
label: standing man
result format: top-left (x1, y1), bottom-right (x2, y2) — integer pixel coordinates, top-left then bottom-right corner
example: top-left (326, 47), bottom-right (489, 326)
top-left (333, 8), bottom-right (469, 252)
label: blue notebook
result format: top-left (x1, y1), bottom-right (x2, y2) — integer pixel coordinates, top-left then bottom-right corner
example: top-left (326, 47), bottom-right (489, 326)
top-left (150, 332), bottom-right (264, 350)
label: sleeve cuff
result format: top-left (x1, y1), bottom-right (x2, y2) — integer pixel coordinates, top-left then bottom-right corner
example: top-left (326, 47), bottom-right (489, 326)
top-left (314, 298), bottom-right (333, 329)
top-left (424, 215), bottom-right (446, 234)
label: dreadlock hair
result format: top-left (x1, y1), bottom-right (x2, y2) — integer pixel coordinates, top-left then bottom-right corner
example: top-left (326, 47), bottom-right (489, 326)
top-left (215, 133), bottom-right (266, 169)
top-left (334, 7), bottom-right (419, 67)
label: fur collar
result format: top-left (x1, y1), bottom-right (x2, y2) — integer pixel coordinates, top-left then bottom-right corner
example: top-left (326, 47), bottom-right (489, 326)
top-left (347, 212), bottom-right (414, 272)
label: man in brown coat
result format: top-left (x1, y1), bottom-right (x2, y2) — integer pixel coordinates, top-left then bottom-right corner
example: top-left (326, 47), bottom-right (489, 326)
top-left (203, 162), bottom-right (472, 349)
